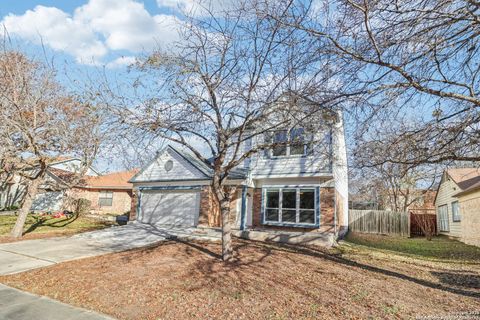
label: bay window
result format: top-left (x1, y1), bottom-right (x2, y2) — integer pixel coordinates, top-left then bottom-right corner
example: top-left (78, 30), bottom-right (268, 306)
top-left (264, 187), bottom-right (317, 226)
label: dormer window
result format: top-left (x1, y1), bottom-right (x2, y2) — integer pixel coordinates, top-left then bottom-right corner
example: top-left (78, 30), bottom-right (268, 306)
top-left (269, 128), bottom-right (309, 157)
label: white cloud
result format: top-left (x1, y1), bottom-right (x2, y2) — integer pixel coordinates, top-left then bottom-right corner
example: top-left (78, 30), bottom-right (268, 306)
top-left (75, 0), bottom-right (179, 52)
top-left (2, 5), bottom-right (107, 64)
top-left (1, 0), bottom-right (180, 65)
top-left (157, 0), bottom-right (199, 13)
top-left (106, 56), bottom-right (137, 69)
top-left (156, 0), bottom-right (230, 17)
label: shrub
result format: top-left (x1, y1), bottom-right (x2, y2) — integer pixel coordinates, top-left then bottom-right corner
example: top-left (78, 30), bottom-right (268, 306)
top-left (72, 198), bottom-right (92, 216)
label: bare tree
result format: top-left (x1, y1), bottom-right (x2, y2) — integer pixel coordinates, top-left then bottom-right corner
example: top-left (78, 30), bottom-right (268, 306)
top-left (265, 0), bottom-right (480, 166)
top-left (111, 1), bottom-right (341, 261)
top-left (411, 214), bottom-right (436, 240)
top-left (353, 127), bottom-right (441, 212)
top-left (0, 49), bottom-right (104, 238)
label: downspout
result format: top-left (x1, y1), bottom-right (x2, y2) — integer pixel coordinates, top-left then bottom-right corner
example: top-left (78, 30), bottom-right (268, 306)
top-left (240, 185), bottom-right (247, 231)
top-left (334, 186), bottom-right (337, 237)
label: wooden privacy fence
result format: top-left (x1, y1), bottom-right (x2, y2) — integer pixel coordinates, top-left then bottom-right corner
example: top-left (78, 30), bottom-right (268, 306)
top-left (349, 210), bottom-right (410, 237)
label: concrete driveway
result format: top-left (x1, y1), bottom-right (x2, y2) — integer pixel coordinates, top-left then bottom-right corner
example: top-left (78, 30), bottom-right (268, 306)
top-left (0, 223), bottom-right (173, 276)
top-left (0, 223), bottom-right (220, 276)
top-left (0, 284), bottom-right (114, 320)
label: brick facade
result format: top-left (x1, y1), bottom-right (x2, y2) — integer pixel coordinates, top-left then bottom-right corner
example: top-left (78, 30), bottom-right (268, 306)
top-left (198, 186), bottom-right (240, 228)
top-left (251, 187), bottom-right (336, 234)
top-left (130, 191), bottom-right (138, 221)
top-left (198, 186), bottom-right (221, 227)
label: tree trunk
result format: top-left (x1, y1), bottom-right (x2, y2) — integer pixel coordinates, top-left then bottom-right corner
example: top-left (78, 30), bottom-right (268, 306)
top-left (10, 177), bottom-right (42, 238)
top-left (220, 197), bottom-right (233, 261)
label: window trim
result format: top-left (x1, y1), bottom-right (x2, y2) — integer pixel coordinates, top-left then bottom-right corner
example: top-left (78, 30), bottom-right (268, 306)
top-left (268, 128), bottom-right (311, 158)
top-left (99, 190), bottom-right (114, 207)
top-left (261, 186), bottom-right (320, 228)
top-left (438, 204), bottom-right (450, 232)
top-left (451, 201), bottom-right (461, 222)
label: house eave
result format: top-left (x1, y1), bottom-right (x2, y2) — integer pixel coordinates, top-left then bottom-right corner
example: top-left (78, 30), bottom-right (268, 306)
top-left (131, 178), bottom-right (247, 184)
top-left (251, 172), bottom-right (333, 179)
top-left (77, 186), bottom-right (132, 190)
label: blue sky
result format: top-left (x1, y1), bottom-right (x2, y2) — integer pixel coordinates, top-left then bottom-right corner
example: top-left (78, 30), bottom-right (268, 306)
top-left (0, 0), bottom-right (193, 69)
top-left (0, 1), bottom-right (203, 172)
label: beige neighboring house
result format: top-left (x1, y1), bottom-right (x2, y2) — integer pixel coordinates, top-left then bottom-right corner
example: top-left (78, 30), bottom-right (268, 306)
top-left (453, 181), bottom-right (480, 246)
top-left (435, 168), bottom-right (480, 244)
top-left (73, 169), bottom-right (138, 215)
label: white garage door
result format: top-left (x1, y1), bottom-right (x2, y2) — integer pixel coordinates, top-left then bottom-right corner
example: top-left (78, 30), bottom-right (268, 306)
top-left (139, 190), bottom-right (200, 227)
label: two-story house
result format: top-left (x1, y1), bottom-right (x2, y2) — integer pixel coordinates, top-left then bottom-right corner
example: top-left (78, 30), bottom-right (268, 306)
top-left (128, 110), bottom-right (348, 245)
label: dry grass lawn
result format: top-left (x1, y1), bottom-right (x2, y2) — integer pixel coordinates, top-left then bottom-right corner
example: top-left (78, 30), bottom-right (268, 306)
top-left (0, 239), bottom-right (479, 319)
top-left (0, 214), bottom-right (114, 243)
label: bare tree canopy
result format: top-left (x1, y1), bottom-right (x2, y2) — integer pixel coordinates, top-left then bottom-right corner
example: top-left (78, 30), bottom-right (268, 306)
top-left (0, 48), bottom-right (105, 238)
top-left (266, 0), bottom-right (480, 166)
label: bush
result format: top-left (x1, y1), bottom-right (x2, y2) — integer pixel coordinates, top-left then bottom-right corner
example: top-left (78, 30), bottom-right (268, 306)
top-left (72, 198), bottom-right (92, 216)
top-left (0, 205), bottom-right (19, 211)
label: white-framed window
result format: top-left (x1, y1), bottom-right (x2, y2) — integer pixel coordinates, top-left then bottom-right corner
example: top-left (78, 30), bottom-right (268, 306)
top-left (451, 201), bottom-right (461, 222)
top-left (438, 204), bottom-right (449, 232)
top-left (263, 187), bottom-right (316, 226)
top-left (268, 128), bottom-right (310, 157)
top-left (99, 191), bottom-right (113, 207)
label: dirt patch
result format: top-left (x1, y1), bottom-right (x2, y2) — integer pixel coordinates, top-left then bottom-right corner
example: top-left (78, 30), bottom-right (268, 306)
top-left (1, 239), bottom-right (479, 320)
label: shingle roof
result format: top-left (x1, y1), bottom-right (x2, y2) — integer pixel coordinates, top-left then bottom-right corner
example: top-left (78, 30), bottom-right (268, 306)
top-left (453, 180), bottom-right (480, 197)
top-left (169, 145), bottom-right (247, 180)
top-left (447, 168), bottom-right (480, 190)
top-left (47, 168), bottom-right (78, 184)
top-left (80, 169), bottom-right (139, 189)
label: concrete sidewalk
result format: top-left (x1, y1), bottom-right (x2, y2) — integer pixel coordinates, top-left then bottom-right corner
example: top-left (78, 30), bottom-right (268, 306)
top-left (0, 284), bottom-right (114, 320)
top-left (0, 223), bottom-right (220, 275)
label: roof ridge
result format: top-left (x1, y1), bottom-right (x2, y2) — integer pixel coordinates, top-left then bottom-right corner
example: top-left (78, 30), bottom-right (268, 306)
top-left (167, 145), bottom-right (213, 178)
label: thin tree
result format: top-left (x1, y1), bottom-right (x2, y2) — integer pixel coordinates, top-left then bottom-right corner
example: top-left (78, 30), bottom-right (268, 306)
top-left (0, 49), bottom-right (103, 238)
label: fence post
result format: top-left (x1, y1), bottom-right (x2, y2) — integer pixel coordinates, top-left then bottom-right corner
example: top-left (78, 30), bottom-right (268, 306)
top-left (407, 212), bottom-right (411, 238)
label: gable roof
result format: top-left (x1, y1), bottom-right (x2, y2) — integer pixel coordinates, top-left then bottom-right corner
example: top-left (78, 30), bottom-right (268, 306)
top-left (80, 169), bottom-right (139, 190)
top-left (129, 145), bottom-right (247, 183)
top-left (446, 168), bottom-right (480, 190)
top-left (168, 145), bottom-right (247, 180)
top-left (168, 145), bottom-right (213, 178)
top-left (47, 168), bottom-right (78, 185)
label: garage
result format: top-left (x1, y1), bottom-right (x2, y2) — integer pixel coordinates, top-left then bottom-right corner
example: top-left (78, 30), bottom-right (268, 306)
top-left (138, 189), bottom-right (200, 227)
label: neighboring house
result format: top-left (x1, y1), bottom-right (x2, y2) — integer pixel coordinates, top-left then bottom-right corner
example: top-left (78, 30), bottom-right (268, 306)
top-left (73, 170), bottom-right (138, 215)
top-left (0, 173), bottom-right (25, 210)
top-left (0, 158), bottom-right (99, 212)
top-left (378, 189), bottom-right (436, 213)
top-left (408, 190), bottom-right (436, 214)
top-left (435, 168), bottom-right (480, 240)
top-left (453, 182), bottom-right (480, 247)
top-left (129, 110), bottom-right (348, 244)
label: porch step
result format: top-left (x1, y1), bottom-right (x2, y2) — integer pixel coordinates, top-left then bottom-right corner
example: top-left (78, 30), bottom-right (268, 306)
top-left (233, 229), bottom-right (335, 247)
